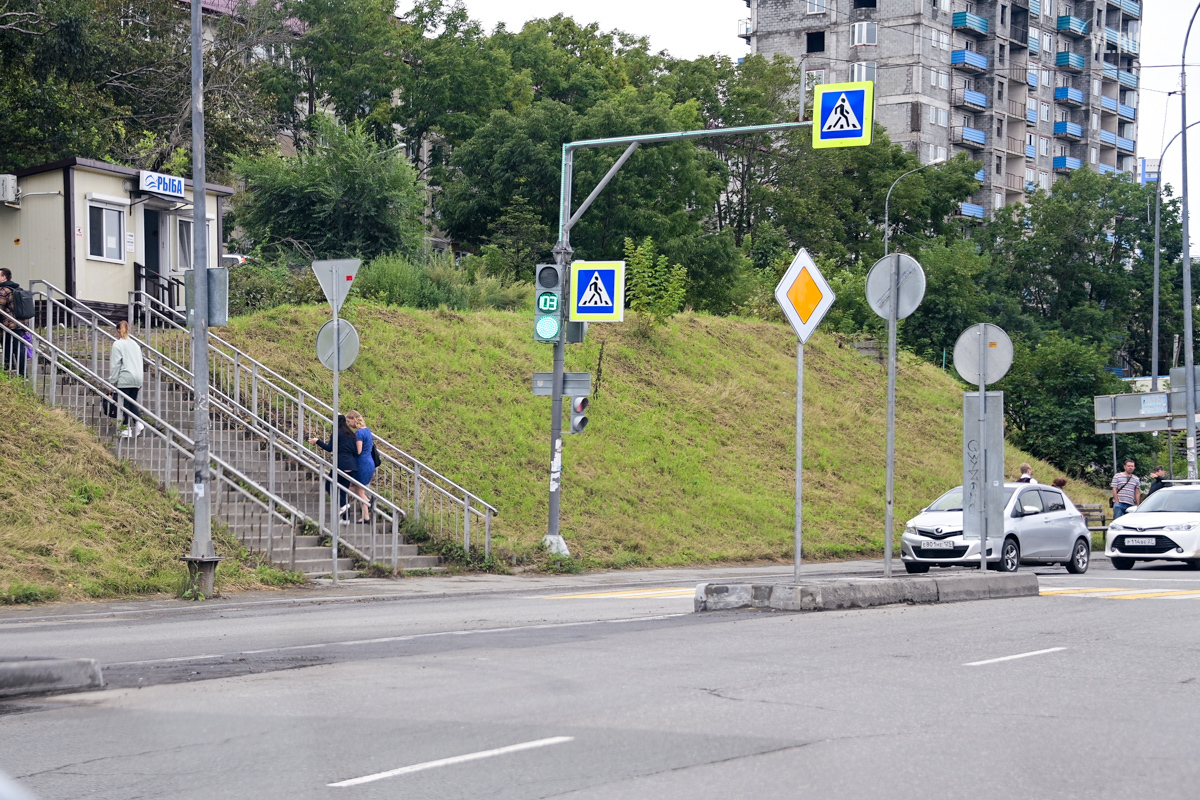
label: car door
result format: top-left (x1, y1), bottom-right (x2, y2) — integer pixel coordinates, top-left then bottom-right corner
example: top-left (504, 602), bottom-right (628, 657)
top-left (1038, 488), bottom-right (1075, 559)
top-left (1011, 488), bottom-right (1050, 559)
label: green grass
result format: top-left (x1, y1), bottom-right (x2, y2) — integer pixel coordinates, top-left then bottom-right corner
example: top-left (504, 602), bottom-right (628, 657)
top-left (223, 301), bottom-right (1105, 568)
top-left (0, 375), bottom-right (303, 603)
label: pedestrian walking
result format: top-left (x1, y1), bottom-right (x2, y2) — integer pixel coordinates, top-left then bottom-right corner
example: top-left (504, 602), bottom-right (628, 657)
top-left (0, 268), bottom-right (27, 377)
top-left (109, 320), bottom-right (145, 438)
top-left (309, 415), bottom-right (358, 519)
top-left (346, 410), bottom-right (376, 523)
top-left (1144, 466), bottom-right (1167, 498)
top-left (1111, 459), bottom-right (1141, 519)
top-left (1017, 463), bottom-right (1038, 483)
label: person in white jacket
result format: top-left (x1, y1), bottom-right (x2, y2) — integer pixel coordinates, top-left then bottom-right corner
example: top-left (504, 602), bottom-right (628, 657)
top-left (110, 320), bottom-right (145, 437)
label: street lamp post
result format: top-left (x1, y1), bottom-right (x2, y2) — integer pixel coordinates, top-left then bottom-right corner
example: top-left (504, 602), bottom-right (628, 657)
top-left (1180, 3), bottom-right (1200, 479)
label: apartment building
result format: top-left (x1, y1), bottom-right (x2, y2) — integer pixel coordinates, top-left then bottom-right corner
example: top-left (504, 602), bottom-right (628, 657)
top-left (739, 0), bottom-right (1143, 218)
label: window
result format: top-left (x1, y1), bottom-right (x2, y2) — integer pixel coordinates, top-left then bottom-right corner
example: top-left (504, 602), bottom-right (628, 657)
top-left (941, 31), bottom-right (950, 50)
top-left (1025, 167), bottom-right (1036, 183)
top-left (1055, 143), bottom-right (1068, 157)
top-left (995, 156), bottom-right (1003, 176)
top-left (929, 143), bottom-right (939, 162)
top-left (998, 44), bottom-right (1007, 66)
top-left (850, 61), bottom-right (876, 82)
top-left (1039, 170), bottom-right (1050, 189)
top-left (997, 81), bottom-right (1005, 101)
top-left (1026, 133), bottom-right (1036, 147)
top-left (1040, 489), bottom-right (1067, 512)
top-left (87, 203), bottom-right (124, 262)
top-left (1042, 69), bottom-right (1051, 86)
top-left (1093, 78), bottom-right (1101, 95)
top-left (851, 22), bottom-right (877, 46)
top-left (930, 105), bottom-right (938, 126)
top-left (1001, 5), bottom-right (1007, 25)
top-left (940, 70), bottom-right (949, 89)
top-left (939, 108), bottom-right (948, 126)
top-left (177, 219), bottom-right (212, 271)
top-left (1040, 136), bottom-right (1051, 155)
top-left (965, 39), bottom-right (976, 52)
top-left (1042, 32), bottom-right (1053, 52)
top-left (807, 0), bottom-right (826, 13)
top-left (805, 69), bottom-right (826, 88)
top-left (995, 192), bottom-right (1005, 210)
top-left (1041, 102), bottom-right (1051, 122)
top-left (1091, 147), bottom-right (1099, 163)
top-left (853, 0), bottom-right (876, 7)
top-left (937, 146), bottom-right (947, 161)
top-left (1027, 98), bottom-right (1038, 117)
top-left (806, 31), bottom-right (826, 52)
top-left (930, 67), bottom-right (938, 88)
top-left (1092, 112), bottom-right (1100, 130)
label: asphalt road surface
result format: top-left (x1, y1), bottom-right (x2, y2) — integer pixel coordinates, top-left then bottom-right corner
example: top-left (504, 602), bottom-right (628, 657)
top-left (3, 558), bottom-right (1200, 799)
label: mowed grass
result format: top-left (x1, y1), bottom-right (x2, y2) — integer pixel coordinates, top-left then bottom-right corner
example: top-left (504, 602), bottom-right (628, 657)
top-left (0, 376), bottom-right (300, 603)
top-left (224, 302), bottom-right (1106, 568)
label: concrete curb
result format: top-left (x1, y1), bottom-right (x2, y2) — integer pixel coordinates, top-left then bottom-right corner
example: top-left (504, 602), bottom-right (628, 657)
top-left (694, 573), bottom-right (1039, 612)
top-left (0, 658), bottom-right (104, 698)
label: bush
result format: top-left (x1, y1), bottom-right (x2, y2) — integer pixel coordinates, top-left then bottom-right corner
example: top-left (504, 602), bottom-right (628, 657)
top-left (356, 252), bottom-right (531, 312)
top-left (228, 256), bottom-right (325, 317)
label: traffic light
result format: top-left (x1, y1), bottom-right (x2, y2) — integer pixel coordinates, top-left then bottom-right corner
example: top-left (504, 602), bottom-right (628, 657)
top-left (534, 264), bottom-right (563, 343)
top-left (568, 396), bottom-right (589, 434)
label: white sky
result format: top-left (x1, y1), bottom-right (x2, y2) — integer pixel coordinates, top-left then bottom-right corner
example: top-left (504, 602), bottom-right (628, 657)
top-left (407, 1), bottom-right (1192, 241)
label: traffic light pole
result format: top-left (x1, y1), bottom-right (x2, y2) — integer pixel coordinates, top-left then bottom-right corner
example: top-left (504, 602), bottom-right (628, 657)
top-left (544, 121), bottom-right (809, 555)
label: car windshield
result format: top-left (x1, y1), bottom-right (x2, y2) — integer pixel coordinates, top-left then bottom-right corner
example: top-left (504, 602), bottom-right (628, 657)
top-left (925, 487), bottom-right (1016, 512)
top-left (1132, 489), bottom-right (1200, 513)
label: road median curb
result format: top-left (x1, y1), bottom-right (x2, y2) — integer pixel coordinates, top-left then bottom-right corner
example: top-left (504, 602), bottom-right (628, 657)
top-left (694, 573), bottom-right (1039, 612)
top-left (0, 658), bottom-right (104, 698)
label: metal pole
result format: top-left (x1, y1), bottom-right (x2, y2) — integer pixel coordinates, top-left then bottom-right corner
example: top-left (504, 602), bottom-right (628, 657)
top-left (978, 327), bottom-right (988, 573)
top-left (1182, 5), bottom-right (1200, 479)
top-left (544, 147), bottom-right (573, 556)
top-left (1151, 121), bottom-right (1200, 391)
top-left (794, 342), bottom-right (804, 582)
top-left (186, 0), bottom-right (216, 593)
top-left (331, 265), bottom-right (341, 582)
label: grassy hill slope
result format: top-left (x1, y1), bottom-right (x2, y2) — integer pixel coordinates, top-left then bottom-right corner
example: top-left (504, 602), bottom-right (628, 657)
top-left (224, 304), bottom-right (1104, 567)
top-left (0, 377), bottom-right (299, 603)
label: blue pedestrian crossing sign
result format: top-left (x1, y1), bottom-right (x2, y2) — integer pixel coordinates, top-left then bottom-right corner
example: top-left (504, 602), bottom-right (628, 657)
top-left (813, 81), bottom-right (874, 149)
top-left (569, 261), bottom-right (625, 322)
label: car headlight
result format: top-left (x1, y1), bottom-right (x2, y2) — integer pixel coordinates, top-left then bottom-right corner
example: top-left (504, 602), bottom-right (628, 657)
top-left (1109, 523), bottom-right (1125, 531)
top-left (1164, 522), bottom-right (1199, 532)
top-left (904, 525), bottom-right (916, 536)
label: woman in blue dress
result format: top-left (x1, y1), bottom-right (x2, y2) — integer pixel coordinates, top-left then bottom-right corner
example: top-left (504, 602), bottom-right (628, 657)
top-left (347, 410), bottom-right (375, 523)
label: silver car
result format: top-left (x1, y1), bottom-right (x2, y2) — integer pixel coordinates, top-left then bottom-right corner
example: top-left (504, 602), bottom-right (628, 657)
top-left (900, 483), bottom-right (1092, 574)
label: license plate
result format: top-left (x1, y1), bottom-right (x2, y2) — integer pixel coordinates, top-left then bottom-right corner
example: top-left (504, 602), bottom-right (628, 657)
top-left (1124, 537), bottom-right (1156, 547)
top-left (920, 540), bottom-right (955, 550)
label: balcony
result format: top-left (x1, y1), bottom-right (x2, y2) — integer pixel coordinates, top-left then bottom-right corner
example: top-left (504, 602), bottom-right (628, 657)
top-left (1007, 99), bottom-right (1028, 118)
top-left (1054, 156), bottom-right (1083, 172)
top-left (1054, 121), bottom-right (1084, 139)
top-left (1010, 25), bottom-right (1028, 47)
top-left (1117, 136), bottom-right (1136, 153)
top-left (1026, 144), bottom-right (1037, 159)
top-left (952, 87), bottom-right (989, 111)
top-left (1119, 70), bottom-right (1139, 88)
top-left (975, 168), bottom-right (987, 182)
top-left (951, 125), bottom-right (988, 148)
top-left (1056, 51), bottom-right (1085, 72)
top-left (1026, 106), bottom-right (1038, 123)
top-left (737, 19), bottom-right (752, 40)
top-left (1102, 63), bottom-right (1119, 82)
top-left (953, 12), bottom-right (989, 36)
top-left (1104, 27), bottom-right (1139, 54)
top-left (1099, 128), bottom-right (1118, 146)
top-left (1027, 69), bottom-right (1039, 88)
top-left (951, 50), bottom-right (989, 73)
top-left (1100, 95), bottom-right (1119, 113)
top-left (1118, 103), bottom-right (1136, 120)
top-left (1030, 0), bottom-right (1041, 15)
top-left (959, 202), bottom-right (987, 219)
top-left (1004, 136), bottom-right (1024, 155)
top-left (1028, 34), bottom-right (1040, 55)
top-left (1005, 173), bottom-right (1027, 191)
top-left (1098, 163), bottom-right (1119, 175)
top-left (1121, 0), bottom-right (1141, 19)
top-left (1057, 16), bottom-right (1089, 37)
top-left (1055, 86), bottom-right (1085, 106)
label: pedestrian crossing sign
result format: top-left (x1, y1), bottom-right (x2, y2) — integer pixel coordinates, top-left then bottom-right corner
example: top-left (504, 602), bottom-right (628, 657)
top-left (569, 261), bottom-right (625, 322)
top-left (812, 81), bottom-right (874, 149)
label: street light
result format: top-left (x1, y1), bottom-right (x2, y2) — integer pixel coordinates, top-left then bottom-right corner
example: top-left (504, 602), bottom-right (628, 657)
top-left (881, 159), bottom-right (937, 578)
top-left (1179, 2), bottom-right (1200, 479)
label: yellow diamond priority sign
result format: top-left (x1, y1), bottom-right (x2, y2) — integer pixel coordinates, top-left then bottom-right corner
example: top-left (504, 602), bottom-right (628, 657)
top-left (775, 249), bottom-right (836, 343)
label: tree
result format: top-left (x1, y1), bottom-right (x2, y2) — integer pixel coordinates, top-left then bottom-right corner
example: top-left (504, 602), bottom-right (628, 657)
top-left (624, 237), bottom-right (687, 333)
top-left (477, 196), bottom-right (552, 285)
top-left (233, 115), bottom-right (424, 261)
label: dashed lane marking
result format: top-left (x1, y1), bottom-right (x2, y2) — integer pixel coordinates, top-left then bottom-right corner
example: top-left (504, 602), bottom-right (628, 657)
top-left (542, 588), bottom-right (697, 600)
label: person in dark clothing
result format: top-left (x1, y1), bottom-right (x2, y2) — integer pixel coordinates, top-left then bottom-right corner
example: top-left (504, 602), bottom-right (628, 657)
top-left (1145, 466), bottom-right (1168, 498)
top-left (309, 415), bottom-right (359, 519)
top-left (0, 268), bottom-right (26, 377)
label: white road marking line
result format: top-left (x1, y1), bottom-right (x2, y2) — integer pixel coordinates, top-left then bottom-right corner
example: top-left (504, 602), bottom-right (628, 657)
top-left (105, 614), bottom-right (687, 667)
top-left (543, 588), bottom-right (696, 599)
top-left (328, 737), bottom-right (575, 787)
top-left (964, 647), bottom-right (1066, 667)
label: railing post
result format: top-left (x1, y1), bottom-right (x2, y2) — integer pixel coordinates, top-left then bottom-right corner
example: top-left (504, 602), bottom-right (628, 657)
top-left (251, 362), bottom-right (259, 420)
top-left (463, 497), bottom-right (471, 557)
top-left (485, 509), bottom-right (492, 561)
top-left (268, 429), bottom-right (276, 562)
top-left (47, 348), bottom-right (56, 407)
top-left (233, 351), bottom-right (241, 407)
top-left (391, 509), bottom-right (399, 573)
top-left (413, 464), bottom-right (422, 523)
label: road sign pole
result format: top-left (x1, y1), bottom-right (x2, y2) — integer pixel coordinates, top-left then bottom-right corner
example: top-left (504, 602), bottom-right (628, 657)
top-left (545, 148), bottom-right (573, 557)
top-left (978, 327), bottom-right (988, 573)
top-left (883, 252), bottom-right (900, 578)
top-left (794, 342), bottom-right (804, 581)
top-left (331, 264), bottom-right (340, 583)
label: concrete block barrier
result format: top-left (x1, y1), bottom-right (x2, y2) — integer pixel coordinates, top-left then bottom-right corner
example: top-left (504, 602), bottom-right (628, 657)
top-left (0, 658), bottom-right (104, 698)
top-left (694, 572), bottom-right (1039, 613)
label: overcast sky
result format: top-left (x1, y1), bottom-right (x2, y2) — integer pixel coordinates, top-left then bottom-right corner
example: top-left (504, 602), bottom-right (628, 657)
top-left (406, 1), bottom-right (1190, 237)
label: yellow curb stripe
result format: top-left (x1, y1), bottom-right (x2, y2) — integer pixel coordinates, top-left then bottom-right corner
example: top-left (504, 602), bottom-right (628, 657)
top-left (1106, 590), bottom-right (1200, 600)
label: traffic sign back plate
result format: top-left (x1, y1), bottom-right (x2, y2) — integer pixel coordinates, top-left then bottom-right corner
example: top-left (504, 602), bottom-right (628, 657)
top-left (774, 249), bottom-right (836, 343)
top-left (569, 261), bottom-right (625, 322)
top-left (312, 259), bottom-right (361, 314)
top-left (813, 81), bottom-right (874, 149)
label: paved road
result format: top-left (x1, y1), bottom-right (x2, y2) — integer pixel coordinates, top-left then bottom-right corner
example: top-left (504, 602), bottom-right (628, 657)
top-left (3, 559), bottom-right (1200, 799)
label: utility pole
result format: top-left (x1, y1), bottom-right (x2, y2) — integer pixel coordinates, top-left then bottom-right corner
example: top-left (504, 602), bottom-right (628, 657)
top-left (1180, 4), bottom-right (1200, 479)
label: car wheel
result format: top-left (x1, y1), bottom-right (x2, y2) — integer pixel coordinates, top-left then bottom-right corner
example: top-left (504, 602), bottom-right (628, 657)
top-left (996, 538), bottom-right (1020, 573)
top-left (1064, 539), bottom-right (1090, 574)
top-left (904, 562), bottom-right (930, 574)
top-left (1111, 556), bottom-right (1135, 570)
top-left (1186, 559), bottom-right (1200, 570)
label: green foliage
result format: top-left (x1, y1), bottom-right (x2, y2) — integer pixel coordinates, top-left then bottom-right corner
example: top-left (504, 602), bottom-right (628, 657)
top-left (624, 237), bottom-right (688, 332)
top-left (227, 255), bottom-right (325, 318)
top-left (1, 580), bottom-right (60, 605)
top-left (233, 115), bottom-right (425, 261)
top-left (355, 252), bottom-right (532, 312)
top-left (477, 197), bottom-right (552, 285)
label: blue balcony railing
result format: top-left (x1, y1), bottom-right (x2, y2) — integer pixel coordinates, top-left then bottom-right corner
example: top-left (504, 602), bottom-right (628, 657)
top-left (1098, 163), bottom-right (1119, 175)
top-left (959, 88), bottom-right (989, 109)
top-left (951, 50), bottom-right (989, 72)
top-left (1028, 70), bottom-right (1039, 88)
top-left (1057, 16), bottom-right (1089, 36)
top-left (953, 12), bottom-right (989, 35)
top-left (959, 202), bottom-right (986, 219)
top-left (1056, 51), bottom-right (1085, 71)
top-left (1104, 27), bottom-right (1139, 54)
top-left (1100, 95), bottom-right (1119, 113)
top-left (1102, 63), bottom-right (1119, 81)
top-left (975, 168), bottom-right (987, 182)
top-left (1029, 34), bottom-right (1040, 54)
top-left (1122, 0), bottom-right (1141, 19)
top-left (1030, 0), bottom-right (1041, 15)
top-left (1026, 144), bottom-right (1037, 159)
top-left (1054, 86), bottom-right (1084, 105)
top-left (953, 125), bottom-right (988, 146)
top-left (1119, 70), bottom-right (1139, 88)
top-left (1118, 103), bottom-right (1136, 120)
top-left (1099, 129), bottom-right (1118, 146)
top-left (1117, 136), bottom-right (1136, 152)
top-left (1054, 156), bottom-right (1082, 171)
top-left (1054, 121), bottom-right (1084, 138)
top-left (1026, 106), bottom-right (1038, 123)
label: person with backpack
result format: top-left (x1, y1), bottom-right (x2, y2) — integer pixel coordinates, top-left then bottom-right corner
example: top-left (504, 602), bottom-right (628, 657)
top-left (0, 268), bottom-right (33, 377)
top-left (109, 320), bottom-right (145, 437)
top-left (309, 415), bottom-right (359, 520)
top-left (346, 410), bottom-right (377, 523)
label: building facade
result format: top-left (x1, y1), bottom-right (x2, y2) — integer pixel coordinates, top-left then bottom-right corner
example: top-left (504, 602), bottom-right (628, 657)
top-left (741, 0), bottom-right (1142, 217)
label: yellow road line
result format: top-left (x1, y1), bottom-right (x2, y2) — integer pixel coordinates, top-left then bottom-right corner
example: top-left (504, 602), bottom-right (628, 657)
top-left (1106, 589), bottom-right (1200, 600)
top-left (1040, 588), bottom-right (1138, 595)
top-left (543, 588), bottom-right (696, 600)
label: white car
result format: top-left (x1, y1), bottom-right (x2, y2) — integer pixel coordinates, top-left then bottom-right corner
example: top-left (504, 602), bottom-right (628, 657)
top-left (900, 483), bottom-right (1092, 574)
top-left (1105, 485), bottom-right (1200, 570)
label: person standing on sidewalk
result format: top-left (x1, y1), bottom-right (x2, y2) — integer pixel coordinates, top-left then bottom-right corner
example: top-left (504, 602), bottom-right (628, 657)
top-left (1111, 460), bottom-right (1141, 519)
top-left (109, 320), bottom-right (145, 438)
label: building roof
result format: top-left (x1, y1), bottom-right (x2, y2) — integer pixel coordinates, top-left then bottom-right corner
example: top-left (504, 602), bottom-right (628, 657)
top-left (13, 157), bottom-right (235, 197)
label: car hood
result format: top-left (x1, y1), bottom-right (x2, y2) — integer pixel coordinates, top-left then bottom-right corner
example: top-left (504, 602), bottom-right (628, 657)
top-left (1110, 511), bottom-right (1200, 530)
top-left (906, 510), bottom-right (964, 531)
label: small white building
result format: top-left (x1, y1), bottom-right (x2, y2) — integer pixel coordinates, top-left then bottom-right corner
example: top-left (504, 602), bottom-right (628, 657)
top-left (0, 158), bottom-right (233, 318)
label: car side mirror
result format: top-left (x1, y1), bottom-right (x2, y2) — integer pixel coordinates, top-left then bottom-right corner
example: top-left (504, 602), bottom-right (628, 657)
top-left (1022, 505), bottom-right (1040, 516)
top-left (1125, 505), bottom-right (1138, 514)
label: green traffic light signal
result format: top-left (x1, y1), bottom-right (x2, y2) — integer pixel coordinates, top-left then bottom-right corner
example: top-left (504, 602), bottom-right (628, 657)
top-left (534, 265), bottom-right (563, 343)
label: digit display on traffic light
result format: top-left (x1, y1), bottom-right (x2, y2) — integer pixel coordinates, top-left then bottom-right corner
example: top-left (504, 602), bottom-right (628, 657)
top-left (534, 265), bottom-right (563, 343)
